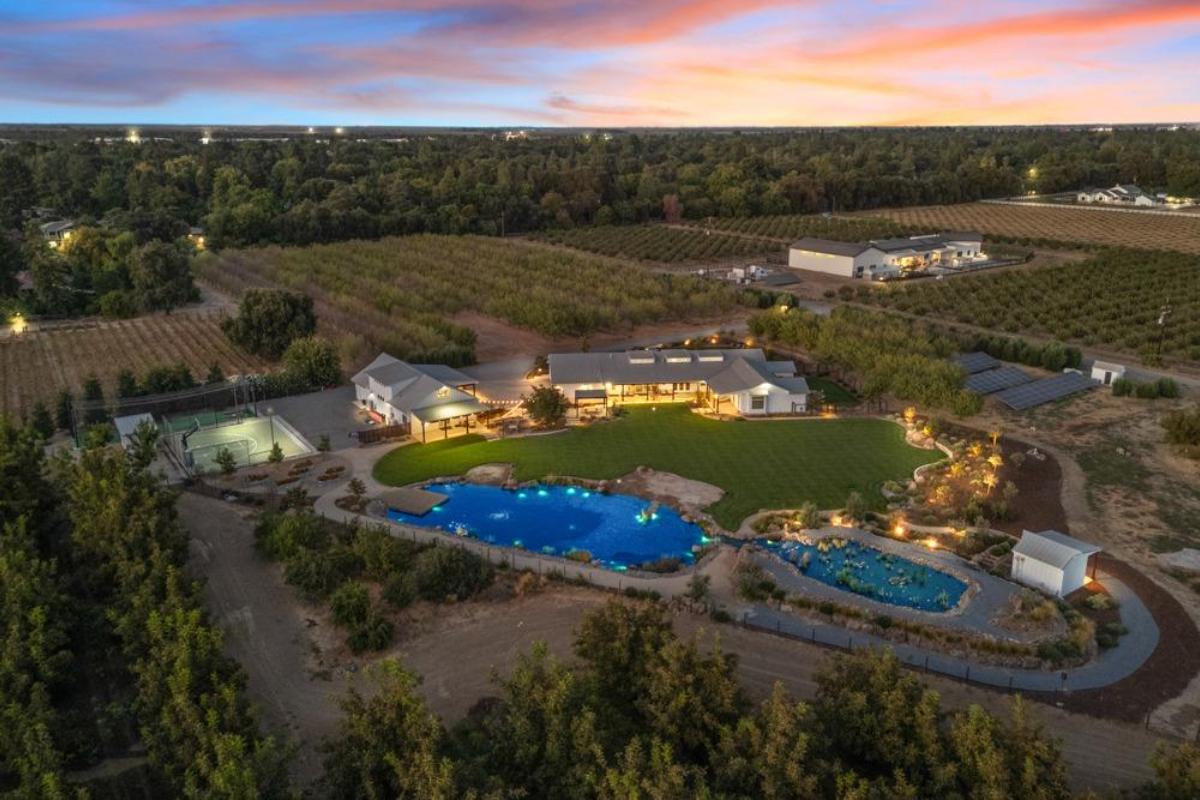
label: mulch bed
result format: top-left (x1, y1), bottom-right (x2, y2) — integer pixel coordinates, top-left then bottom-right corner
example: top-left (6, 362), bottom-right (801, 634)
top-left (940, 423), bottom-right (1068, 535)
top-left (1044, 555), bottom-right (1200, 724)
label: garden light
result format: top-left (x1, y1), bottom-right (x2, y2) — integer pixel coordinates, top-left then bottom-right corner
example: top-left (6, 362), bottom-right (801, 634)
top-left (9, 313), bottom-right (26, 335)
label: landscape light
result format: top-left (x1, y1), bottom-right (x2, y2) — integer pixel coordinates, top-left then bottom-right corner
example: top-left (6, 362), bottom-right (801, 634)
top-left (9, 313), bottom-right (27, 335)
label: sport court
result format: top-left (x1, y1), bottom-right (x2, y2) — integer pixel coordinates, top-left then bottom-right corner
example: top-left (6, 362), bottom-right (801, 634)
top-left (167, 412), bottom-right (313, 473)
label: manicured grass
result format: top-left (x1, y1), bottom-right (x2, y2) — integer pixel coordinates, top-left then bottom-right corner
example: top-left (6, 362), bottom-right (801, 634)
top-left (806, 377), bottom-right (859, 405)
top-left (373, 405), bottom-right (940, 529)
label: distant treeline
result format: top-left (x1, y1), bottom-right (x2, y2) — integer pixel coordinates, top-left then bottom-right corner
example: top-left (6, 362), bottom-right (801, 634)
top-left (3, 128), bottom-right (1200, 255)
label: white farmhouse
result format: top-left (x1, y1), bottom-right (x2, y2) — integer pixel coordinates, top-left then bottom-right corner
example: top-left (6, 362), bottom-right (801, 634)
top-left (548, 349), bottom-right (808, 416)
top-left (351, 353), bottom-right (488, 441)
top-left (1011, 529), bottom-right (1102, 597)
top-left (1090, 361), bottom-right (1126, 386)
top-left (1076, 184), bottom-right (1157, 206)
top-left (788, 232), bottom-right (984, 279)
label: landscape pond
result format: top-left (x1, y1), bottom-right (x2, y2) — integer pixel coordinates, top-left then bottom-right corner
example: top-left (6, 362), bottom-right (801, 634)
top-left (386, 482), bottom-right (709, 570)
top-left (763, 537), bottom-right (968, 612)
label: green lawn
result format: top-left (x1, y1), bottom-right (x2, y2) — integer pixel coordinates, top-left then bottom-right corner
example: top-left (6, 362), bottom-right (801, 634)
top-left (373, 405), bottom-right (939, 529)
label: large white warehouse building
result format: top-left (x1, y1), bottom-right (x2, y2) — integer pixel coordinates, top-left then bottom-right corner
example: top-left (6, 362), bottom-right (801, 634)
top-left (788, 232), bottom-right (985, 279)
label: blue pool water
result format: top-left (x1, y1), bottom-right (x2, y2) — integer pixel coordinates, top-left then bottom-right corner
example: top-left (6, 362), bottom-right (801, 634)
top-left (764, 538), bottom-right (967, 612)
top-left (386, 482), bottom-right (709, 570)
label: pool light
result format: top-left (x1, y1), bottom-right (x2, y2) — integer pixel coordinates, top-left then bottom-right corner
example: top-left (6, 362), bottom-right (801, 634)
top-left (517, 492), bottom-right (528, 499)
top-left (566, 487), bottom-right (576, 495)
top-left (537, 489), bottom-right (549, 497)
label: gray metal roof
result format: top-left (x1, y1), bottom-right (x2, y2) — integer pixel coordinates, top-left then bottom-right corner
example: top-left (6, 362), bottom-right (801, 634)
top-left (409, 398), bottom-right (489, 423)
top-left (1013, 530), bottom-right (1101, 570)
top-left (790, 237), bottom-right (869, 257)
top-left (413, 363), bottom-right (476, 386)
top-left (708, 358), bottom-right (808, 396)
top-left (549, 349), bottom-right (769, 386)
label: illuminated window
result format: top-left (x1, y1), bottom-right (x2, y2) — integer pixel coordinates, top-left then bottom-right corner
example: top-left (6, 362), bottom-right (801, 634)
top-left (436, 387), bottom-right (450, 399)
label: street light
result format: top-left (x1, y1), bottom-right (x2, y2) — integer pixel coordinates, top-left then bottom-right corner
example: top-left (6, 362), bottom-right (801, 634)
top-left (266, 405), bottom-right (276, 446)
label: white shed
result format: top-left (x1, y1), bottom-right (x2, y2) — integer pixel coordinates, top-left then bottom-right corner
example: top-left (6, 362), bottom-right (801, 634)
top-left (1011, 530), bottom-right (1101, 597)
top-left (1090, 361), bottom-right (1126, 386)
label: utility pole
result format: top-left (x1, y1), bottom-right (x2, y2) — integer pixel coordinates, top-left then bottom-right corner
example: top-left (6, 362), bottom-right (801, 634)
top-left (1156, 304), bottom-right (1172, 360)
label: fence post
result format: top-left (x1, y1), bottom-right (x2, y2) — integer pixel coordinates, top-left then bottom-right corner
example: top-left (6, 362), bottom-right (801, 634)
top-left (924, 655), bottom-right (929, 673)
top-left (810, 627), bottom-right (816, 643)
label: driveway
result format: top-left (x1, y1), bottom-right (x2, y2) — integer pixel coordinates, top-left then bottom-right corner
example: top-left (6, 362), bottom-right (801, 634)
top-left (262, 385), bottom-right (364, 448)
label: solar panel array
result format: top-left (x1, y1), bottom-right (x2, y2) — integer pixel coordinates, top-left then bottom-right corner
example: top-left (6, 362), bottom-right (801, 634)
top-left (965, 366), bottom-right (1034, 394)
top-left (953, 351), bottom-right (1001, 374)
top-left (994, 373), bottom-right (1099, 411)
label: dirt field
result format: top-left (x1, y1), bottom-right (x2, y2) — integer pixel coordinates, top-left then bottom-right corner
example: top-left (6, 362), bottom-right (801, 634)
top-left (182, 491), bottom-right (1168, 793)
top-left (0, 310), bottom-right (269, 419)
top-left (862, 203), bottom-right (1200, 253)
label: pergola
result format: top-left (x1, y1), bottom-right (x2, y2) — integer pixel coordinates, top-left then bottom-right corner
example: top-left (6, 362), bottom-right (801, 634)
top-left (409, 398), bottom-right (489, 443)
top-left (573, 388), bottom-right (608, 417)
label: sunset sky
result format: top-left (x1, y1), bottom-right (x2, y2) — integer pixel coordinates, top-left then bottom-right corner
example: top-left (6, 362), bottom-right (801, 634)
top-left (1, 0), bottom-right (1198, 126)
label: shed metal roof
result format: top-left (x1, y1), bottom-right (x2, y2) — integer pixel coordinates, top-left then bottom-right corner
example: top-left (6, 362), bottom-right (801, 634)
top-left (1013, 530), bottom-right (1101, 570)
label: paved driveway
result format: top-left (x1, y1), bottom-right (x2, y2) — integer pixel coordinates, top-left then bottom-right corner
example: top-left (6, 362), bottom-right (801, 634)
top-left (262, 385), bottom-right (365, 449)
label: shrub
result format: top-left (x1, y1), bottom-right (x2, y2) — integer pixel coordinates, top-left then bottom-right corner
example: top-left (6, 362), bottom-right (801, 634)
top-left (285, 544), bottom-right (363, 599)
top-left (412, 545), bottom-right (493, 602)
top-left (330, 582), bottom-right (371, 627)
top-left (268, 442), bottom-right (284, 464)
top-left (353, 526), bottom-right (420, 580)
top-left (735, 563), bottom-right (777, 602)
top-left (347, 613), bottom-right (394, 654)
top-left (255, 511), bottom-right (327, 560)
top-left (382, 573), bottom-right (418, 609)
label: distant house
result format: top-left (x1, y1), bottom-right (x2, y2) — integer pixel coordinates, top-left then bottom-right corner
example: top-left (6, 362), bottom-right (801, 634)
top-left (1011, 529), bottom-right (1101, 597)
top-left (351, 353), bottom-right (487, 442)
top-left (788, 232), bottom-right (984, 279)
top-left (548, 348), bottom-right (809, 416)
top-left (187, 226), bottom-right (206, 250)
top-left (1076, 184), bottom-right (1157, 207)
top-left (1090, 361), bottom-right (1126, 386)
top-left (39, 219), bottom-right (75, 247)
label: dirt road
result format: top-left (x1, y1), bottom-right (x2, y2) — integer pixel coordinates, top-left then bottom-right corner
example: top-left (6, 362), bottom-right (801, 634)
top-left (182, 492), bottom-right (1163, 793)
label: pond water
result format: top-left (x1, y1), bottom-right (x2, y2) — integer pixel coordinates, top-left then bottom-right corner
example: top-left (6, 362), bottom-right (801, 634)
top-left (386, 482), bottom-right (708, 570)
top-left (763, 537), bottom-right (968, 612)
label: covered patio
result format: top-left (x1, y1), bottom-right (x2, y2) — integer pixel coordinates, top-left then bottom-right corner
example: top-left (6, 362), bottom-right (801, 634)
top-left (409, 398), bottom-right (490, 443)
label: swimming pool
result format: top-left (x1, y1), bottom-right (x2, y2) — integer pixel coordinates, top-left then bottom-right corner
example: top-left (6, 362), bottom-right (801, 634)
top-left (764, 537), bottom-right (967, 612)
top-left (386, 482), bottom-right (708, 571)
